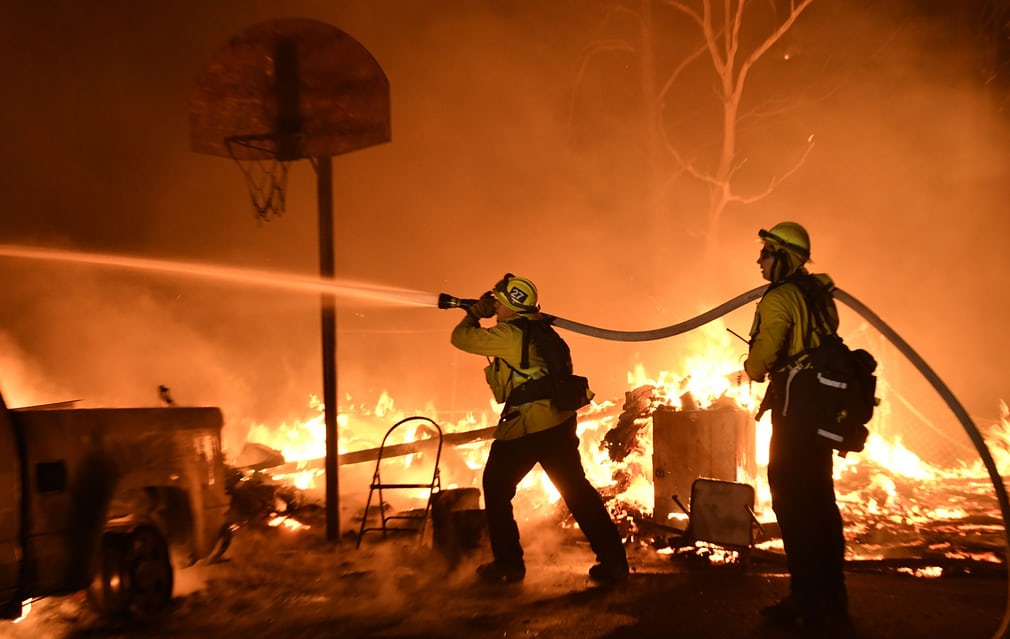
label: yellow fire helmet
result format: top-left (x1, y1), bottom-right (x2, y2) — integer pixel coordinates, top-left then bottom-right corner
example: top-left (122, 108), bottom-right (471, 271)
top-left (759, 221), bottom-right (810, 261)
top-left (492, 273), bottom-right (540, 314)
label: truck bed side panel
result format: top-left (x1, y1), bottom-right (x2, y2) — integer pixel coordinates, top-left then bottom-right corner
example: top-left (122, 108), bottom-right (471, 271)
top-left (0, 401), bottom-right (22, 611)
top-left (14, 407), bottom-right (229, 594)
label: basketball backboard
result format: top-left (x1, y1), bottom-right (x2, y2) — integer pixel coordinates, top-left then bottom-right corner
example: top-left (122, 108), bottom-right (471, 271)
top-left (190, 18), bottom-right (390, 162)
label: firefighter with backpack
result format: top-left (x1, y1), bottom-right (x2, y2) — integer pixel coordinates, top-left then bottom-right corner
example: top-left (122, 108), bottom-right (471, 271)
top-left (743, 222), bottom-right (850, 626)
top-left (449, 273), bottom-right (629, 585)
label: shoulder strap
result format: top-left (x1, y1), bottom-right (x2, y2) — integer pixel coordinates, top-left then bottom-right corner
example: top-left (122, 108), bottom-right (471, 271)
top-left (780, 273), bottom-right (839, 368)
top-left (530, 317), bottom-right (574, 376)
top-left (510, 317), bottom-right (532, 369)
top-left (510, 316), bottom-right (574, 376)
top-left (500, 316), bottom-right (536, 372)
top-left (790, 272), bottom-right (837, 338)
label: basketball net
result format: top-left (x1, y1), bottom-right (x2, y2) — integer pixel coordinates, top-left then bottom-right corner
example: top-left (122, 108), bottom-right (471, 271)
top-left (225, 134), bottom-right (298, 221)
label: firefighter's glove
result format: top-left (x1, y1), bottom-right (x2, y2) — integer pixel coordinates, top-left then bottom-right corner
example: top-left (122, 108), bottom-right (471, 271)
top-left (467, 292), bottom-right (496, 320)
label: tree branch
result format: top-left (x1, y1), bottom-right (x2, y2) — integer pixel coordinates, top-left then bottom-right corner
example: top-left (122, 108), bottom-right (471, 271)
top-left (655, 42), bottom-right (708, 105)
top-left (728, 135), bottom-right (816, 205)
top-left (567, 39), bottom-right (638, 140)
top-left (741, 0), bottom-right (815, 80)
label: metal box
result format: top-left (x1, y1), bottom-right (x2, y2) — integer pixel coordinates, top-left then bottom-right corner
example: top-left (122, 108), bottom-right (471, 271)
top-left (688, 478), bottom-right (756, 548)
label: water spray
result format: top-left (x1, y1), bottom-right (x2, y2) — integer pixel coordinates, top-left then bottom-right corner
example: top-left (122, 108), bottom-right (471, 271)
top-left (0, 244), bottom-right (438, 308)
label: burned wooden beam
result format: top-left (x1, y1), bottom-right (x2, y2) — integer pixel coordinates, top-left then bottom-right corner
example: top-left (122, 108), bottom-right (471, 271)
top-left (338, 425), bottom-right (496, 465)
top-left (264, 424), bottom-right (498, 474)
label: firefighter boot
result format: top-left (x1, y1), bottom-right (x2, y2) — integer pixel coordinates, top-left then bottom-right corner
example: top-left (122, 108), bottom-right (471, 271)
top-left (476, 561), bottom-right (526, 584)
top-left (760, 596), bottom-right (826, 626)
top-left (588, 561), bottom-right (629, 585)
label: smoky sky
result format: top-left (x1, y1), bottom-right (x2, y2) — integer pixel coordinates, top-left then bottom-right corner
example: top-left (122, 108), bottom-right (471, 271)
top-left (0, 1), bottom-right (1007, 463)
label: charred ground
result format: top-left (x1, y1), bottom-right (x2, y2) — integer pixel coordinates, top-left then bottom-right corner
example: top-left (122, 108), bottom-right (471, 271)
top-left (3, 515), bottom-right (1006, 639)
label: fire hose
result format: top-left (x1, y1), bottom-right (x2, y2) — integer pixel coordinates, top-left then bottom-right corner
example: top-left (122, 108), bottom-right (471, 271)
top-left (547, 285), bottom-right (1010, 639)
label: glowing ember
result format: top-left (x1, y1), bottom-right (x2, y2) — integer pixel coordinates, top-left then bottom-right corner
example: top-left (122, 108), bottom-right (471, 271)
top-left (898, 566), bottom-right (942, 579)
top-left (268, 514), bottom-right (309, 531)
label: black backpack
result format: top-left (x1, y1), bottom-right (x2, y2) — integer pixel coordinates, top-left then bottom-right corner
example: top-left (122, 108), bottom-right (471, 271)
top-left (783, 274), bottom-right (879, 454)
top-left (503, 317), bottom-right (592, 411)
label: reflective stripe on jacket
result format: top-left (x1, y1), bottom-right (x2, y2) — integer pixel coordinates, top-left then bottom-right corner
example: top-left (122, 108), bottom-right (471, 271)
top-left (744, 271), bottom-right (838, 382)
top-left (450, 314), bottom-right (573, 440)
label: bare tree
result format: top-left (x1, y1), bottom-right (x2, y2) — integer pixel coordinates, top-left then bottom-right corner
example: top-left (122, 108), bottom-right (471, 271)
top-left (572, 0), bottom-right (816, 267)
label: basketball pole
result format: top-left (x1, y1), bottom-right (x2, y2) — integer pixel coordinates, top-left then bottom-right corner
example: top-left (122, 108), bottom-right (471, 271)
top-left (316, 154), bottom-right (340, 541)
top-left (279, 34), bottom-right (340, 543)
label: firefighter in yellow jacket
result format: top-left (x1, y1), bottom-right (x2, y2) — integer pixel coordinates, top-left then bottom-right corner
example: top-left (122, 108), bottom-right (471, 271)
top-left (744, 222), bottom-right (849, 625)
top-left (450, 274), bottom-right (628, 585)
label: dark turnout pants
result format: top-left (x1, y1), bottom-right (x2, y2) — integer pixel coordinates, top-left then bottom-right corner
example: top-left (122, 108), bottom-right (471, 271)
top-left (482, 415), bottom-right (627, 569)
top-left (768, 411), bottom-right (847, 609)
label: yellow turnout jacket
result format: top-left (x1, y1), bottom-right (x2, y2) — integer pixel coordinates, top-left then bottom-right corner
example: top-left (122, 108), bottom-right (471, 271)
top-left (451, 313), bottom-right (574, 440)
top-left (744, 271), bottom-right (838, 382)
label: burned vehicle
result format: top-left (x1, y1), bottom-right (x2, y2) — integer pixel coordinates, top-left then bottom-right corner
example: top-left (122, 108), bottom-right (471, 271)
top-left (0, 389), bottom-right (230, 619)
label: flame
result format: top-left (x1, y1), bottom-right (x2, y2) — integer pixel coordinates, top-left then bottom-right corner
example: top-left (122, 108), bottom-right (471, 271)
top-left (268, 514), bottom-right (309, 531)
top-left (237, 320), bottom-right (1010, 574)
top-left (12, 600), bottom-right (31, 623)
top-left (974, 399), bottom-right (1010, 476)
top-left (627, 320), bottom-right (756, 412)
top-left (240, 319), bottom-right (758, 526)
top-left (837, 433), bottom-right (934, 481)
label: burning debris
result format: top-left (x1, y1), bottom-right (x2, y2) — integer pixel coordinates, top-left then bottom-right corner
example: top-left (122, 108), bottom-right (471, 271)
top-left (230, 334), bottom-right (1009, 579)
top-left (602, 385), bottom-right (655, 462)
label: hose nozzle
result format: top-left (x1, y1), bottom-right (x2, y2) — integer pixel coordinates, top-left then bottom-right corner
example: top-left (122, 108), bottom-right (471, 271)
top-left (438, 293), bottom-right (478, 310)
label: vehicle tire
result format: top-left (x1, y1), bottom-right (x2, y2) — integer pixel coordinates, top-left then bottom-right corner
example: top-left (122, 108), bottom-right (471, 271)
top-left (125, 526), bottom-right (174, 615)
top-left (88, 531), bottom-right (130, 616)
top-left (88, 526), bottom-right (174, 618)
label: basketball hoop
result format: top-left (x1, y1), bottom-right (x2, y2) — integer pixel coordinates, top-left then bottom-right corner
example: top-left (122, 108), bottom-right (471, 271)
top-left (225, 133), bottom-right (301, 221)
top-left (191, 19), bottom-right (391, 223)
